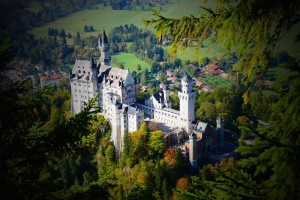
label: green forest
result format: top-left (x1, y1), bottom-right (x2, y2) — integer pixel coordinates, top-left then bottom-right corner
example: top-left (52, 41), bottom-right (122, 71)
top-left (1, 0), bottom-right (300, 199)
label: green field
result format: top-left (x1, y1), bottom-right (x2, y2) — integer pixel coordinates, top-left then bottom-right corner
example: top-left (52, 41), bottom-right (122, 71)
top-left (29, 0), bottom-right (299, 65)
top-left (111, 52), bottom-right (151, 72)
top-left (29, 0), bottom-right (215, 38)
top-left (199, 75), bottom-right (233, 88)
top-left (162, 39), bottom-right (224, 63)
top-left (28, 0), bottom-right (226, 62)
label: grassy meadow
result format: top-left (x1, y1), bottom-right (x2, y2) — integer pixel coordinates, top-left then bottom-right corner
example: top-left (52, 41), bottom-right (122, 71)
top-left (28, 0), bottom-right (298, 76)
top-left (161, 37), bottom-right (224, 63)
top-left (111, 53), bottom-right (151, 72)
top-left (28, 0), bottom-right (222, 69)
top-left (29, 0), bottom-right (213, 38)
top-left (199, 75), bottom-right (233, 88)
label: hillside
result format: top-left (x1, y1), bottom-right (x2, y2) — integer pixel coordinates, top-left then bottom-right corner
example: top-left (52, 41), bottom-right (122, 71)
top-left (29, 0), bottom-right (215, 38)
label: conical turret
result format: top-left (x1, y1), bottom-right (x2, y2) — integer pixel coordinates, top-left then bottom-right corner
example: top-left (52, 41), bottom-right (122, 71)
top-left (102, 30), bottom-right (108, 44)
top-left (98, 30), bottom-right (110, 66)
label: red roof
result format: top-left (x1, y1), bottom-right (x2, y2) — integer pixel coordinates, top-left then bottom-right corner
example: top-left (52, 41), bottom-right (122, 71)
top-left (207, 63), bottom-right (221, 71)
top-left (210, 69), bottom-right (223, 75)
top-left (195, 80), bottom-right (203, 86)
top-left (167, 76), bottom-right (177, 81)
top-left (203, 85), bottom-right (212, 92)
top-left (41, 74), bottom-right (64, 81)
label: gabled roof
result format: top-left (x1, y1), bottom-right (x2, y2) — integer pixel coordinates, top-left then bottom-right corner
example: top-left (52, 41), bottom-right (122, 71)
top-left (121, 104), bottom-right (140, 115)
top-left (194, 121), bottom-right (208, 133)
top-left (167, 76), bottom-right (177, 81)
top-left (98, 66), bottom-right (134, 87)
top-left (127, 106), bottom-right (138, 115)
top-left (195, 80), bottom-right (203, 86)
top-left (108, 67), bottom-right (129, 81)
top-left (71, 59), bottom-right (93, 80)
top-left (41, 74), bottom-right (64, 81)
top-left (206, 63), bottom-right (221, 71)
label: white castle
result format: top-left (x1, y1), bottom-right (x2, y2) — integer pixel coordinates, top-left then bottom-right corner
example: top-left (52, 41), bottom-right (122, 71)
top-left (71, 31), bottom-right (224, 165)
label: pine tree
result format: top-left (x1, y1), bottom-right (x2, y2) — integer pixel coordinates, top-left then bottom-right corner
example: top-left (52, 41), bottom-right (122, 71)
top-left (145, 0), bottom-right (300, 199)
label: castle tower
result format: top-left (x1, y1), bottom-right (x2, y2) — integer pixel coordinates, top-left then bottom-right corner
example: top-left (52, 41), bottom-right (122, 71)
top-left (98, 30), bottom-right (110, 66)
top-left (217, 118), bottom-right (224, 147)
top-left (109, 94), bottom-right (122, 155)
top-left (189, 132), bottom-right (198, 167)
top-left (160, 82), bottom-right (171, 108)
top-left (163, 87), bottom-right (171, 108)
top-left (178, 74), bottom-right (196, 134)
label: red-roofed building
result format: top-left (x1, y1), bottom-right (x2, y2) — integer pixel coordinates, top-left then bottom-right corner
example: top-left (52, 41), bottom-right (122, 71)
top-left (203, 85), bottom-right (213, 92)
top-left (167, 76), bottom-right (177, 82)
top-left (40, 74), bottom-right (64, 87)
top-left (195, 80), bottom-right (203, 87)
top-left (204, 63), bottom-right (224, 76)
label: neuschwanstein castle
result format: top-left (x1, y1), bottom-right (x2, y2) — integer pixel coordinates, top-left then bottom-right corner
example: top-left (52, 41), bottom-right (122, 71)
top-left (71, 31), bottom-right (226, 166)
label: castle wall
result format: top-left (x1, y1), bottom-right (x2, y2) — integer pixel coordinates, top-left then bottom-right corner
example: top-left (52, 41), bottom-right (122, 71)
top-left (70, 60), bottom-right (97, 114)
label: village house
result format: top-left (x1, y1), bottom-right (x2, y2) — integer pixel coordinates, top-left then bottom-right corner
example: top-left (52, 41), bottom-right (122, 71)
top-left (167, 76), bottom-right (177, 82)
top-left (40, 74), bottom-right (64, 87)
top-left (204, 63), bottom-right (224, 76)
top-left (195, 79), bottom-right (204, 87)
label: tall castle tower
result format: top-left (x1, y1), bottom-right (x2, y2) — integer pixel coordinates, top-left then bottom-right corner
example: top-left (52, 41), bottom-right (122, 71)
top-left (189, 132), bottom-right (198, 167)
top-left (160, 82), bottom-right (171, 108)
top-left (98, 30), bottom-right (110, 66)
top-left (178, 74), bottom-right (196, 134)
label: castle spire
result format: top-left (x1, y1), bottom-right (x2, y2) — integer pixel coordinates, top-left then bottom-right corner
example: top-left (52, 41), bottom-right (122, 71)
top-left (102, 30), bottom-right (108, 44)
top-left (98, 37), bottom-right (102, 46)
top-left (99, 29), bottom-right (110, 66)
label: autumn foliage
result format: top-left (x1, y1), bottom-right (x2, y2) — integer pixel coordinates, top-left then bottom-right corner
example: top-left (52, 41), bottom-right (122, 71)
top-left (164, 147), bottom-right (175, 167)
top-left (176, 177), bottom-right (190, 192)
